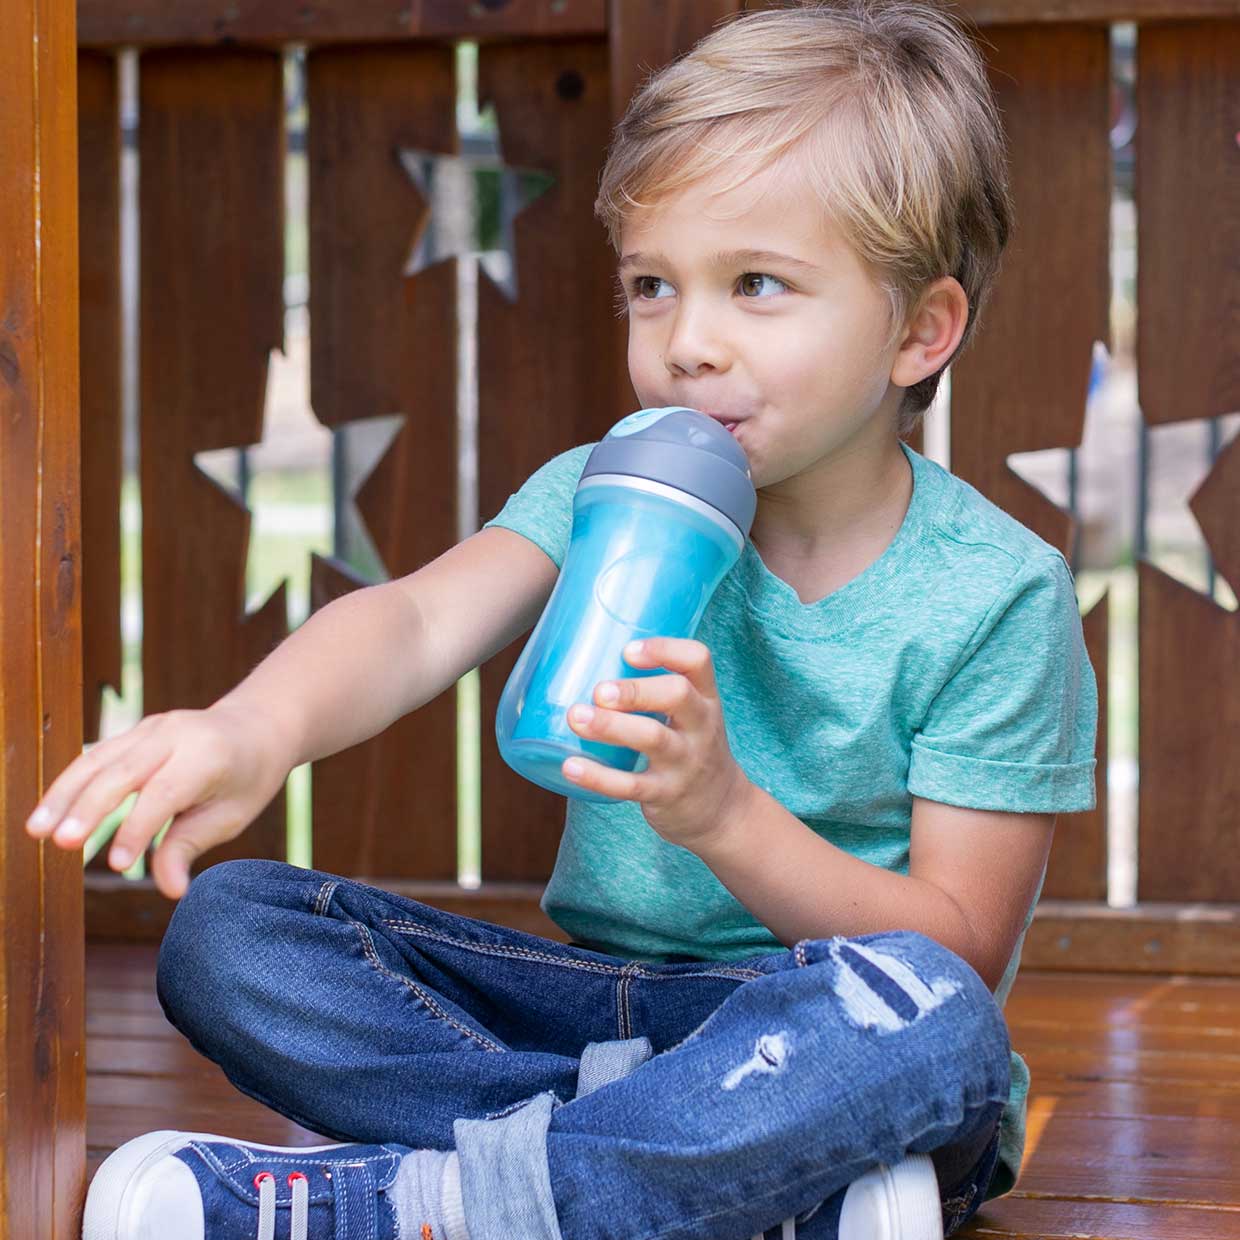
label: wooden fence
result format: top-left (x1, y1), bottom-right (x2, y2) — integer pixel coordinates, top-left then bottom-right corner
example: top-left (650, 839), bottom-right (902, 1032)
top-left (66, 0), bottom-right (1240, 969)
top-left (6, 0), bottom-right (1239, 1233)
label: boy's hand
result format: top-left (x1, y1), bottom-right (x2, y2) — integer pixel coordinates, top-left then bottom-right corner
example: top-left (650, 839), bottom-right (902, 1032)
top-left (23, 704), bottom-right (293, 900)
top-left (564, 637), bottom-right (753, 851)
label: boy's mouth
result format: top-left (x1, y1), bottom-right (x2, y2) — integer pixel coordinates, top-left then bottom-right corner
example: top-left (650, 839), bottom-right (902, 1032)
top-left (702, 410), bottom-right (745, 434)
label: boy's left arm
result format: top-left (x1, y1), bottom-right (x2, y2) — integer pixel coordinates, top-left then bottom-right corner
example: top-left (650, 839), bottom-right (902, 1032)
top-left (693, 788), bottom-right (1055, 992)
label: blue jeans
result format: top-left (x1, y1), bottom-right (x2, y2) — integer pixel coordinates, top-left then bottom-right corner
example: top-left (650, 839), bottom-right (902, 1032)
top-left (155, 860), bottom-right (1010, 1240)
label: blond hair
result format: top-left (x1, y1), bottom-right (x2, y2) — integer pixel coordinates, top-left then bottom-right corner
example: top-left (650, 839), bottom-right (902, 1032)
top-left (594, 0), bottom-right (1013, 436)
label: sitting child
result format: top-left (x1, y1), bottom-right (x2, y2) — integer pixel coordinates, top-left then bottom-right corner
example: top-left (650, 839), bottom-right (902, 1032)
top-left (29, 2), bottom-right (1096, 1237)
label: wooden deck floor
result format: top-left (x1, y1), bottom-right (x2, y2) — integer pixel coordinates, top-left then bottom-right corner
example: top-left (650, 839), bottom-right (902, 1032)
top-left (87, 943), bottom-right (1240, 1238)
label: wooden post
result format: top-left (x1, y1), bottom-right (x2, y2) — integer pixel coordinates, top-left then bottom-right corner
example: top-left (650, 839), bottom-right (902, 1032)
top-left (0, 0), bottom-right (87, 1234)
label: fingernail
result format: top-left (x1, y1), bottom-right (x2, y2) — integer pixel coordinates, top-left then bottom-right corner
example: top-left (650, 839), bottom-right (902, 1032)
top-left (598, 684), bottom-right (619, 704)
top-left (625, 641), bottom-right (644, 658)
top-left (571, 705), bottom-right (594, 724)
top-left (54, 817), bottom-right (84, 843)
top-left (28, 806), bottom-right (53, 831)
top-left (110, 848), bottom-right (131, 868)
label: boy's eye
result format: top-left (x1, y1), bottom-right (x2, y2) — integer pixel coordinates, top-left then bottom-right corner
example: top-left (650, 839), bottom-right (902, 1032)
top-left (630, 275), bottom-right (673, 300)
top-left (738, 272), bottom-right (788, 298)
top-left (622, 272), bottom-right (789, 302)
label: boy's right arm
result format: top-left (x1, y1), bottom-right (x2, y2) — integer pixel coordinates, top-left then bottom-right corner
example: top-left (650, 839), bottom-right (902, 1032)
top-left (23, 526), bottom-right (558, 897)
top-left (221, 524), bottom-right (561, 771)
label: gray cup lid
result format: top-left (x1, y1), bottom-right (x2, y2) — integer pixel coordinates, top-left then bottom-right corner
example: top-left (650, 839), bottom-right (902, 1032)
top-left (579, 407), bottom-right (757, 538)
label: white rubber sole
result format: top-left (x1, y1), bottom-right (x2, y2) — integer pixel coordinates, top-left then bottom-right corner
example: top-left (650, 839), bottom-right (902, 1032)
top-left (82, 1129), bottom-right (355, 1240)
top-left (838, 1153), bottom-right (944, 1240)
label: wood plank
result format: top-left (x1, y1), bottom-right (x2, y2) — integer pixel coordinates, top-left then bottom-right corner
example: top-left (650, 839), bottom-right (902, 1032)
top-left (1, 0), bottom-right (87, 1233)
top-left (1025, 1042), bottom-right (1240, 1089)
top-left (1010, 1111), bottom-right (1240, 1204)
top-left (606, 0), bottom-right (742, 127)
top-left (78, 0), bottom-right (608, 49)
top-left (86, 872), bottom-right (571, 941)
top-left (947, 20), bottom-right (1112, 541)
top-left (77, 49), bottom-right (124, 754)
top-left (962, 1196), bottom-right (1240, 1240)
top-left (1137, 564), bottom-right (1240, 903)
top-left (1135, 17), bottom-right (1240, 423)
top-left (944, 23), bottom-right (1113, 902)
top-left (73, 1), bottom-right (1240, 50)
top-left (1025, 900), bottom-right (1240, 974)
top-left (305, 43), bottom-right (460, 881)
top-left (1134, 21), bottom-right (1240, 907)
top-left (475, 34), bottom-right (628, 882)
top-left (600, 0), bottom-right (751, 445)
top-left (955, 0), bottom-right (1240, 20)
top-left (136, 49), bottom-right (289, 894)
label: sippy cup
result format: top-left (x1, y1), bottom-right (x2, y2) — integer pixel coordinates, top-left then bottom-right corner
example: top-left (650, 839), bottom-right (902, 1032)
top-left (495, 406), bottom-right (756, 803)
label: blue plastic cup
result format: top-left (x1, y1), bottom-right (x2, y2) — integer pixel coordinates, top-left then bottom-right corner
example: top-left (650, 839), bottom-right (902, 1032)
top-left (496, 407), bottom-right (756, 802)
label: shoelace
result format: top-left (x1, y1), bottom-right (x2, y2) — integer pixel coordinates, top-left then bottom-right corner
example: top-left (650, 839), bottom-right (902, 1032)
top-left (253, 1163), bottom-right (789, 1240)
top-left (750, 1219), bottom-right (796, 1239)
top-left (255, 1170), bottom-right (309, 1240)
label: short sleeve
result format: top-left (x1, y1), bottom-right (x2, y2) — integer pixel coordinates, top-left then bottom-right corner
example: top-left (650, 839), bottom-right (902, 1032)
top-left (480, 443), bottom-right (596, 571)
top-left (907, 553), bottom-right (1098, 814)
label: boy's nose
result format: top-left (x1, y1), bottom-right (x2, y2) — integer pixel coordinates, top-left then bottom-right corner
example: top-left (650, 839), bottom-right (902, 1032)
top-left (662, 301), bottom-right (731, 377)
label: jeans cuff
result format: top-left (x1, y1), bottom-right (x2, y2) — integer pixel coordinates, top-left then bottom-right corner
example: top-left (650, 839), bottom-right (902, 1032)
top-left (576, 1036), bottom-right (653, 1098)
top-left (453, 1090), bottom-right (564, 1240)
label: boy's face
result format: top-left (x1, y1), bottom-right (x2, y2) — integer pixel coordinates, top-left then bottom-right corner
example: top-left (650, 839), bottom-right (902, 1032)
top-left (617, 156), bottom-right (908, 492)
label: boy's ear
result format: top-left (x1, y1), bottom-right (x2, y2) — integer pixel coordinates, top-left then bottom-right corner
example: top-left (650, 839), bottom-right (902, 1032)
top-left (889, 277), bottom-right (969, 390)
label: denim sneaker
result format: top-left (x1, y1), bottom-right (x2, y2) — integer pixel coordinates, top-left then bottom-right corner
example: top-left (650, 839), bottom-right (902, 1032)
top-left (82, 1129), bottom-right (408, 1240)
top-left (749, 1153), bottom-right (944, 1240)
top-left (837, 1153), bottom-right (944, 1239)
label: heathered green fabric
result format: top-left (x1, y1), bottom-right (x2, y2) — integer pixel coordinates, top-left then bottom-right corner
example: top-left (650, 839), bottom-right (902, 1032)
top-left (482, 436), bottom-right (1098, 1202)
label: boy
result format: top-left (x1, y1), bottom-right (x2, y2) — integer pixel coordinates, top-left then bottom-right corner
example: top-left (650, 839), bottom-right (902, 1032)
top-left (29, 3), bottom-right (1096, 1238)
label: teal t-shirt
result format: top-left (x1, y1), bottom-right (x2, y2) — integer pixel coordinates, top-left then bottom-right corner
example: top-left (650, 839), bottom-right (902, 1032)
top-left (482, 436), bottom-right (1098, 1202)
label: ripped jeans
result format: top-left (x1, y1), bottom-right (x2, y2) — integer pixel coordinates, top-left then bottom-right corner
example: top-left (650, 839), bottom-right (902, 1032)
top-left (155, 860), bottom-right (1011, 1240)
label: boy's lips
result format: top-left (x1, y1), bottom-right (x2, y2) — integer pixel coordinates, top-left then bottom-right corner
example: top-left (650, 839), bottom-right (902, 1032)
top-left (701, 410), bottom-right (748, 431)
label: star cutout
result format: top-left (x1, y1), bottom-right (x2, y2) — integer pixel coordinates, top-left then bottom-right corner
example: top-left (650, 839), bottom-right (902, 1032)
top-left (1007, 342), bottom-right (1240, 608)
top-left (398, 101), bottom-right (556, 301)
top-left (193, 365), bottom-right (405, 625)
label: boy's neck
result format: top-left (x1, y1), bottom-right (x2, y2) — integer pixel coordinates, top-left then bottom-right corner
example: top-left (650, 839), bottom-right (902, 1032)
top-left (748, 431), bottom-right (913, 589)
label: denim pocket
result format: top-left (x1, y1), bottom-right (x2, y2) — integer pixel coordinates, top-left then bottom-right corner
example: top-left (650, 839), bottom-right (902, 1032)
top-left (941, 1123), bottom-right (1002, 1236)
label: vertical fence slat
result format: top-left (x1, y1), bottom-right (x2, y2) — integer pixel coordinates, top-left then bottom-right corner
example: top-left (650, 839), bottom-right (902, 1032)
top-left (306, 44), bottom-right (460, 880)
top-left (79, 51), bottom-right (123, 751)
top-left (476, 36), bottom-right (626, 883)
top-left (1044, 591), bottom-right (1110, 898)
top-left (605, 0), bottom-right (745, 428)
top-left (949, 24), bottom-right (1112, 901)
top-left (0, 0), bottom-right (86, 1229)
top-left (138, 49), bottom-right (288, 876)
top-left (1135, 20), bottom-right (1240, 904)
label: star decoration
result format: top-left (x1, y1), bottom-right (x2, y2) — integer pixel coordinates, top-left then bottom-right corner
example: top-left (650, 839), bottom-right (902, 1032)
top-left (193, 376), bottom-right (405, 624)
top-left (398, 102), bottom-right (557, 301)
top-left (1007, 343), bottom-right (1240, 608)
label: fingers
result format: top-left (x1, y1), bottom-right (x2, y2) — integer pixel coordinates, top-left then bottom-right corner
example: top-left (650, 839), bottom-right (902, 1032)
top-left (561, 753), bottom-right (644, 801)
top-left (148, 802), bottom-right (234, 900)
top-left (568, 699), bottom-right (672, 757)
top-left (25, 720), bottom-right (162, 849)
top-left (625, 638), bottom-right (719, 700)
top-left (588, 670), bottom-right (691, 720)
top-left (105, 754), bottom-right (200, 873)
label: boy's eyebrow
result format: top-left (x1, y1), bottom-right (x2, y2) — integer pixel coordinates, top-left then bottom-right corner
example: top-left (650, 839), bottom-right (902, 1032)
top-left (617, 248), bottom-right (824, 275)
